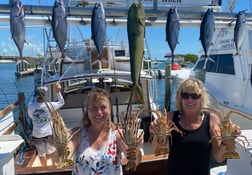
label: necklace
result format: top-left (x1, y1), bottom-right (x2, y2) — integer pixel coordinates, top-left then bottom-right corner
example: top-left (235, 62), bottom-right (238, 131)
top-left (179, 112), bottom-right (205, 130)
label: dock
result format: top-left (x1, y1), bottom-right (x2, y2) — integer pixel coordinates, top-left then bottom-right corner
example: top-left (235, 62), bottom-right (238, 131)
top-left (15, 68), bottom-right (35, 77)
top-left (0, 60), bottom-right (15, 64)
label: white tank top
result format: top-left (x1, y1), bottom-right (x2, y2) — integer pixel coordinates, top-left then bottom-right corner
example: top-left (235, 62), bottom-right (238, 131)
top-left (72, 127), bottom-right (123, 175)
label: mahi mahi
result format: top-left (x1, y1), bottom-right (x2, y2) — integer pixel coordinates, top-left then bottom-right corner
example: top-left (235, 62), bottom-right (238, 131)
top-left (234, 10), bottom-right (246, 55)
top-left (10, 0), bottom-right (25, 59)
top-left (91, 2), bottom-right (106, 59)
top-left (166, 7), bottom-right (180, 65)
top-left (52, 0), bottom-right (67, 58)
top-left (127, 2), bottom-right (145, 103)
top-left (199, 8), bottom-right (215, 69)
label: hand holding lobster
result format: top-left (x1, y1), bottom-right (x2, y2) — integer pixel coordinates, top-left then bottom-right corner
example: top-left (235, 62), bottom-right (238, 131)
top-left (202, 108), bottom-right (249, 159)
top-left (149, 109), bottom-right (183, 156)
top-left (118, 109), bottom-right (144, 171)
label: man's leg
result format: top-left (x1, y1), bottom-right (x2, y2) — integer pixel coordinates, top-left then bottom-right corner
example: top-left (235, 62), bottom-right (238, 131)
top-left (49, 152), bottom-right (56, 166)
top-left (39, 156), bottom-right (47, 166)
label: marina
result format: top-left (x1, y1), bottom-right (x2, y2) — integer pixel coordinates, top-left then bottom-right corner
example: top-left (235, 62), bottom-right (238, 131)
top-left (1, 0), bottom-right (252, 175)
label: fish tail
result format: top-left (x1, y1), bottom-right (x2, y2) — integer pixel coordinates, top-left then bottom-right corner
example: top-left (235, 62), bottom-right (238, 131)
top-left (62, 53), bottom-right (65, 59)
top-left (129, 85), bottom-right (144, 104)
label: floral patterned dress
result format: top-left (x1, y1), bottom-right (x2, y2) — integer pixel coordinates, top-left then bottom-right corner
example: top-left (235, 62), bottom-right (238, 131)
top-left (72, 127), bottom-right (123, 175)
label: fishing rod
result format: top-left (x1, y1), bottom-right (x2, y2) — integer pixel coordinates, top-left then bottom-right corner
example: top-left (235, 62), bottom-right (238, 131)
top-left (0, 89), bottom-right (11, 106)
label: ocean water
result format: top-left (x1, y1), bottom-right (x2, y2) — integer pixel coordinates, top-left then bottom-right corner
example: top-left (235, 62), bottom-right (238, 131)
top-left (0, 63), bottom-right (35, 110)
top-left (0, 63), bottom-right (168, 110)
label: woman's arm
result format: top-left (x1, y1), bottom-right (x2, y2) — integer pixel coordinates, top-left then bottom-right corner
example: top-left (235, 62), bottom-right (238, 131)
top-left (67, 127), bottom-right (81, 159)
top-left (209, 112), bottom-right (226, 163)
top-left (209, 112), bottom-right (242, 163)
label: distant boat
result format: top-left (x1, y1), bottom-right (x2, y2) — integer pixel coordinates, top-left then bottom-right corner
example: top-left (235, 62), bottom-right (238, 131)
top-left (172, 15), bottom-right (252, 175)
top-left (164, 52), bottom-right (184, 64)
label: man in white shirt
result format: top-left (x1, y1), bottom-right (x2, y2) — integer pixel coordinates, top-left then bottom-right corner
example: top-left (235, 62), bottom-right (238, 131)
top-left (28, 83), bottom-right (64, 166)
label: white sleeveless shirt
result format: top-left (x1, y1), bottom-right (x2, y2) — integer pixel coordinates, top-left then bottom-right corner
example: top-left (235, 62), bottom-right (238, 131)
top-left (72, 127), bottom-right (123, 175)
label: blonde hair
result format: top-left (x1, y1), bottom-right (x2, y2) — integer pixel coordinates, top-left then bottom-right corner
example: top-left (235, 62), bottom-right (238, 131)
top-left (82, 87), bottom-right (112, 129)
top-left (175, 78), bottom-right (209, 111)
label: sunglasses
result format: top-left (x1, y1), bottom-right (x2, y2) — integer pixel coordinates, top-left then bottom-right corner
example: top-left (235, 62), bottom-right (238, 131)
top-left (181, 92), bottom-right (201, 99)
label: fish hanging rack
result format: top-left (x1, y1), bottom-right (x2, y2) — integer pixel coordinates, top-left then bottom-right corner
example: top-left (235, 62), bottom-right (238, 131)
top-left (0, 3), bottom-right (252, 28)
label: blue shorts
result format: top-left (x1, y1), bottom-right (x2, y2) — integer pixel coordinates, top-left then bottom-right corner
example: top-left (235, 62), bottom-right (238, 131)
top-left (32, 135), bottom-right (56, 157)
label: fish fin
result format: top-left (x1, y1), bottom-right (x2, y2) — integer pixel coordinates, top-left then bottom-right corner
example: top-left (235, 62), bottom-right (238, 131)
top-left (138, 18), bottom-right (145, 27)
top-left (203, 59), bottom-right (207, 70)
top-left (208, 57), bottom-right (215, 63)
top-left (228, 20), bottom-right (235, 27)
top-left (136, 85), bottom-right (144, 103)
top-left (200, 55), bottom-right (215, 70)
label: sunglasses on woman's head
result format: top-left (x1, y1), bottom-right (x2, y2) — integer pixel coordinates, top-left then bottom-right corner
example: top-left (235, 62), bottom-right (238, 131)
top-left (181, 92), bottom-right (201, 99)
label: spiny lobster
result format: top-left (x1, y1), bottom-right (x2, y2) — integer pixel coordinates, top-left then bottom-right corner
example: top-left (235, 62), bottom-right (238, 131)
top-left (201, 107), bottom-right (250, 159)
top-left (152, 108), bottom-right (183, 156)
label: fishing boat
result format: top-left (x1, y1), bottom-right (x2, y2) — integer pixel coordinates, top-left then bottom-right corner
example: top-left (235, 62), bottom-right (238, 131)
top-left (170, 2), bottom-right (252, 175)
top-left (13, 28), bottom-right (164, 175)
top-left (1, 30), bottom-right (163, 175)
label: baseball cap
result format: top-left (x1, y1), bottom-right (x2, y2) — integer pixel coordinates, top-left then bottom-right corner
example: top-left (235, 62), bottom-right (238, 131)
top-left (36, 86), bottom-right (48, 99)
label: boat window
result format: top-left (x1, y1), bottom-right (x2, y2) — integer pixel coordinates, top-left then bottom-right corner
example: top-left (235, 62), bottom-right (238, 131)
top-left (115, 50), bottom-right (125, 57)
top-left (194, 54), bottom-right (234, 75)
top-left (207, 55), bottom-right (218, 72)
top-left (194, 58), bottom-right (205, 70)
top-left (216, 54), bottom-right (235, 75)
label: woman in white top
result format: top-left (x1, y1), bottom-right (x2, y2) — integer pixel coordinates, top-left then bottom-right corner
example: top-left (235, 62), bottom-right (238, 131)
top-left (67, 88), bottom-right (142, 175)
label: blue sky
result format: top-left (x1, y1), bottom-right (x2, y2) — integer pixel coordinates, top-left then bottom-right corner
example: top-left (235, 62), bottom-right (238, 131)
top-left (0, 0), bottom-right (250, 60)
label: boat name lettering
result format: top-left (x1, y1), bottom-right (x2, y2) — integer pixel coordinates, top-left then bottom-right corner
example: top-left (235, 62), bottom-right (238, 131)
top-left (219, 39), bottom-right (235, 49)
top-left (219, 39), bottom-right (232, 44)
top-left (220, 43), bottom-right (235, 49)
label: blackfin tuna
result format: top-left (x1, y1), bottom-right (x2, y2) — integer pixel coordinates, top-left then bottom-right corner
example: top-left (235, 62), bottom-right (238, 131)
top-left (234, 10), bottom-right (246, 55)
top-left (52, 0), bottom-right (67, 58)
top-left (127, 2), bottom-right (145, 104)
top-left (166, 7), bottom-right (180, 65)
top-left (10, 0), bottom-right (25, 59)
top-left (199, 8), bottom-right (215, 69)
top-left (91, 2), bottom-right (106, 59)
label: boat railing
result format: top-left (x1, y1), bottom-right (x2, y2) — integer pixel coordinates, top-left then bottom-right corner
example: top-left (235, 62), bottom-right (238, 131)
top-left (0, 102), bottom-right (18, 118)
top-left (0, 93), bottom-right (27, 135)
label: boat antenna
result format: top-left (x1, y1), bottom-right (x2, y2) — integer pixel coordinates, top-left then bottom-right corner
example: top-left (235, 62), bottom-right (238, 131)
top-left (111, 39), bottom-right (121, 123)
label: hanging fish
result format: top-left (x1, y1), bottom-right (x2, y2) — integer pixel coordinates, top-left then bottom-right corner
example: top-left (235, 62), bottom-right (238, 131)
top-left (234, 10), bottom-right (246, 55)
top-left (91, 2), bottom-right (106, 59)
top-left (10, 0), bottom-right (25, 59)
top-left (127, 2), bottom-right (145, 104)
top-left (52, 0), bottom-right (67, 58)
top-left (165, 7), bottom-right (180, 66)
top-left (199, 8), bottom-right (215, 69)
